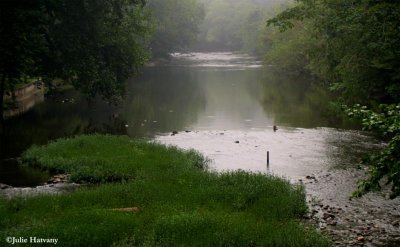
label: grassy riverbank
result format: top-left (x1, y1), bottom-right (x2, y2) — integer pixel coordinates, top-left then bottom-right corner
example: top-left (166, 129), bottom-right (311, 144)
top-left (0, 135), bottom-right (330, 246)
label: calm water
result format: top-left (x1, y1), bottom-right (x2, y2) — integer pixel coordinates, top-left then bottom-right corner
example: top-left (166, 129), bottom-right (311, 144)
top-left (0, 52), bottom-right (380, 185)
top-left (2, 52), bottom-right (399, 244)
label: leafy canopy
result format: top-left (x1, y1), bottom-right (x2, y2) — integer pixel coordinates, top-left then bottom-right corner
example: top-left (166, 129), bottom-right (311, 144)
top-left (267, 0), bottom-right (400, 105)
top-left (147, 0), bottom-right (204, 58)
top-left (0, 0), bottom-right (153, 102)
top-left (267, 0), bottom-right (400, 197)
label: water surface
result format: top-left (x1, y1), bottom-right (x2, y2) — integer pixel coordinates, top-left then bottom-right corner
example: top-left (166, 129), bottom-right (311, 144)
top-left (0, 52), bottom-right (376, 185)
top-left (2, 52), bottom-right (399, 245)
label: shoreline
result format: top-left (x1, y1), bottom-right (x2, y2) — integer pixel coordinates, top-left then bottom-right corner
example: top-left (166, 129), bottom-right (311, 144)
top-left (303, 169), bottom-right (400, 246)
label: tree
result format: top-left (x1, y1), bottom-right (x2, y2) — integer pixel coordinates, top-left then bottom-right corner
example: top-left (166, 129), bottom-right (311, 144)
top-left (146, 0), bottom-right (204, 58)
top-left (0, 0), bottom-right (47, 132)
top-left (267, 0), bottom-right (400, 197)
top-left (0, 0), bottom-right (152, 132)
top-left (267, 0), bottom-right (400, 105)
top-left (195, 0), bottom-right (289, 53)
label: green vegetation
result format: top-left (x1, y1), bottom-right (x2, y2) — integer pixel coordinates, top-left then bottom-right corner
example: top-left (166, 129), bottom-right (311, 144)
top-left (346, 104), bottom-right (400, 198)
top-left (147, 0), bottom-right (205, 58)
top-left (0, 0), bottom-right (153, 130)
top-left (266, 0), bottom-right (400, 197)
top-left (267, 0), bottom-right (400, 105)
top-left (23, 135), bottom-right (208, 183)
top-left (195, 0), bottom-right (289, 54)
top-left (0, 135), bottom-right (330, 246)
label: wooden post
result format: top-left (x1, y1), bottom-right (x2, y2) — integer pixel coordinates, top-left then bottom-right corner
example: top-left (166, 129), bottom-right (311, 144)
top-left (267, 151), bottom-right (269, 167)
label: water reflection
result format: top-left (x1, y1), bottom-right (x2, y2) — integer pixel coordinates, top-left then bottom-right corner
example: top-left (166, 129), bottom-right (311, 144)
top-left (260, 70), bottom-right (355, 128)
top-left (0, 159), bottom-right (50, 186)
top-left (123, 67), bottom-right (206, 136)
top-left (1, 67), bottom-right (208, 159)
top-left (0, 52), bottom-right (370, 186)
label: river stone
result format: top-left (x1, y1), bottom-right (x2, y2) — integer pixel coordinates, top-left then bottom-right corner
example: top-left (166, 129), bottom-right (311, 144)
top-left (0, 183), bottom-right (12, 189)
top-left (111, 207), bottom-right (140, 213)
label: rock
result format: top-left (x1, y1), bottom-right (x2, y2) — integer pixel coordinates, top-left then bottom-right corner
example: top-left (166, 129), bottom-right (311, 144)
top-left (323, 212), bottom-right (335, 220)
top-left (356, 236), bottom-right (365, 242)
top-left (235, 141), bottom-right (239, 144)
top-left (392, 220), bottom-right (400, 227)
top-left (48, 174), bottom-right (70, 184)
top-left (111, 207), bottom-right (140, 213)
top-left (172, 131), bottom-right (178, 135)
top-left (0, 183), bottom-right (12, 189)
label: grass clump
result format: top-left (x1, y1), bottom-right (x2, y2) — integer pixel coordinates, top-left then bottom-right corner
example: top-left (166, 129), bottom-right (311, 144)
top-left (22, 134), bottom-right (208, 183)
top-left (1, 135), bottom-right (330, 246)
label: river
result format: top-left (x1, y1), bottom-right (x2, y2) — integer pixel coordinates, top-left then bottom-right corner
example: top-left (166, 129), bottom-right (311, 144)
top-left (1, 52), bottom-right (399, 245)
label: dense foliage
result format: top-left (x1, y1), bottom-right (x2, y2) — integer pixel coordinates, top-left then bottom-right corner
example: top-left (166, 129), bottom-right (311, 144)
top-left (147, 0), bottom-right (204, 58)
top-left (346, 104), bottom-right (400, 198)
top-left (267, 0), bottom-right (400, 197)
top-left (194, 0), bottom-right (288, 54)
top-left (267, 0), bottom-right (400, 105)
top-left (0, 0), bottom-right (152, 128)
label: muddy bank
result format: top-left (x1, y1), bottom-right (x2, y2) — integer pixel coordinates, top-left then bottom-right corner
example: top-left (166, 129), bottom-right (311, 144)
top-left (303, 170), bottom-right (400, 247)
top-left (157, 129), bottom-right (400, 246)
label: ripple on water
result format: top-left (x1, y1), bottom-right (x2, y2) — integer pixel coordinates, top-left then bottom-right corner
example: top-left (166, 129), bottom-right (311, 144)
top-left (169, 52), bottom-right (263, 69)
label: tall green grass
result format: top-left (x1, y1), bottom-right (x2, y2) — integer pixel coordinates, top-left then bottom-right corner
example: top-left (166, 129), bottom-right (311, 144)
top-left (22, 135), bottom-right (208, 183)
top-left (0, 135), bottom-right (330, 246)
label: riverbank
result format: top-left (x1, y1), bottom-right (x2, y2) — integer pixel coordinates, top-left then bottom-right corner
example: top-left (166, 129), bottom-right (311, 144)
top-left (0, 135), bottom-right (330, 246)
top-left (3, 80), bottom-right (44, 118)
top-left (156, 130), bottom-right (400, 246)
top-left (304, 169), bottom-right (400, 247)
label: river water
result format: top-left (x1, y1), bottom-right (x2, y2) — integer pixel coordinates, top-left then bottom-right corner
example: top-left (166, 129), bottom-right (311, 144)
top-left (1, 52), bottom-right (374, 182)
top-left (1, 52), bottom-right (399, 245)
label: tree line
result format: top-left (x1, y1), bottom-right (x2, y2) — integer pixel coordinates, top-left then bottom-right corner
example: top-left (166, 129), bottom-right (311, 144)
top-left (1, 0), bottom-right (399, 197)
top-left (0, 0), bottom-right (204, 129)
top-left (266, 0), bottom-right (400, 198)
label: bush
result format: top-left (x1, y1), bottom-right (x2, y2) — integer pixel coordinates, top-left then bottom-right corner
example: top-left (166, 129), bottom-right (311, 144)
top-left (345, 104), bottom-right (400, 198)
